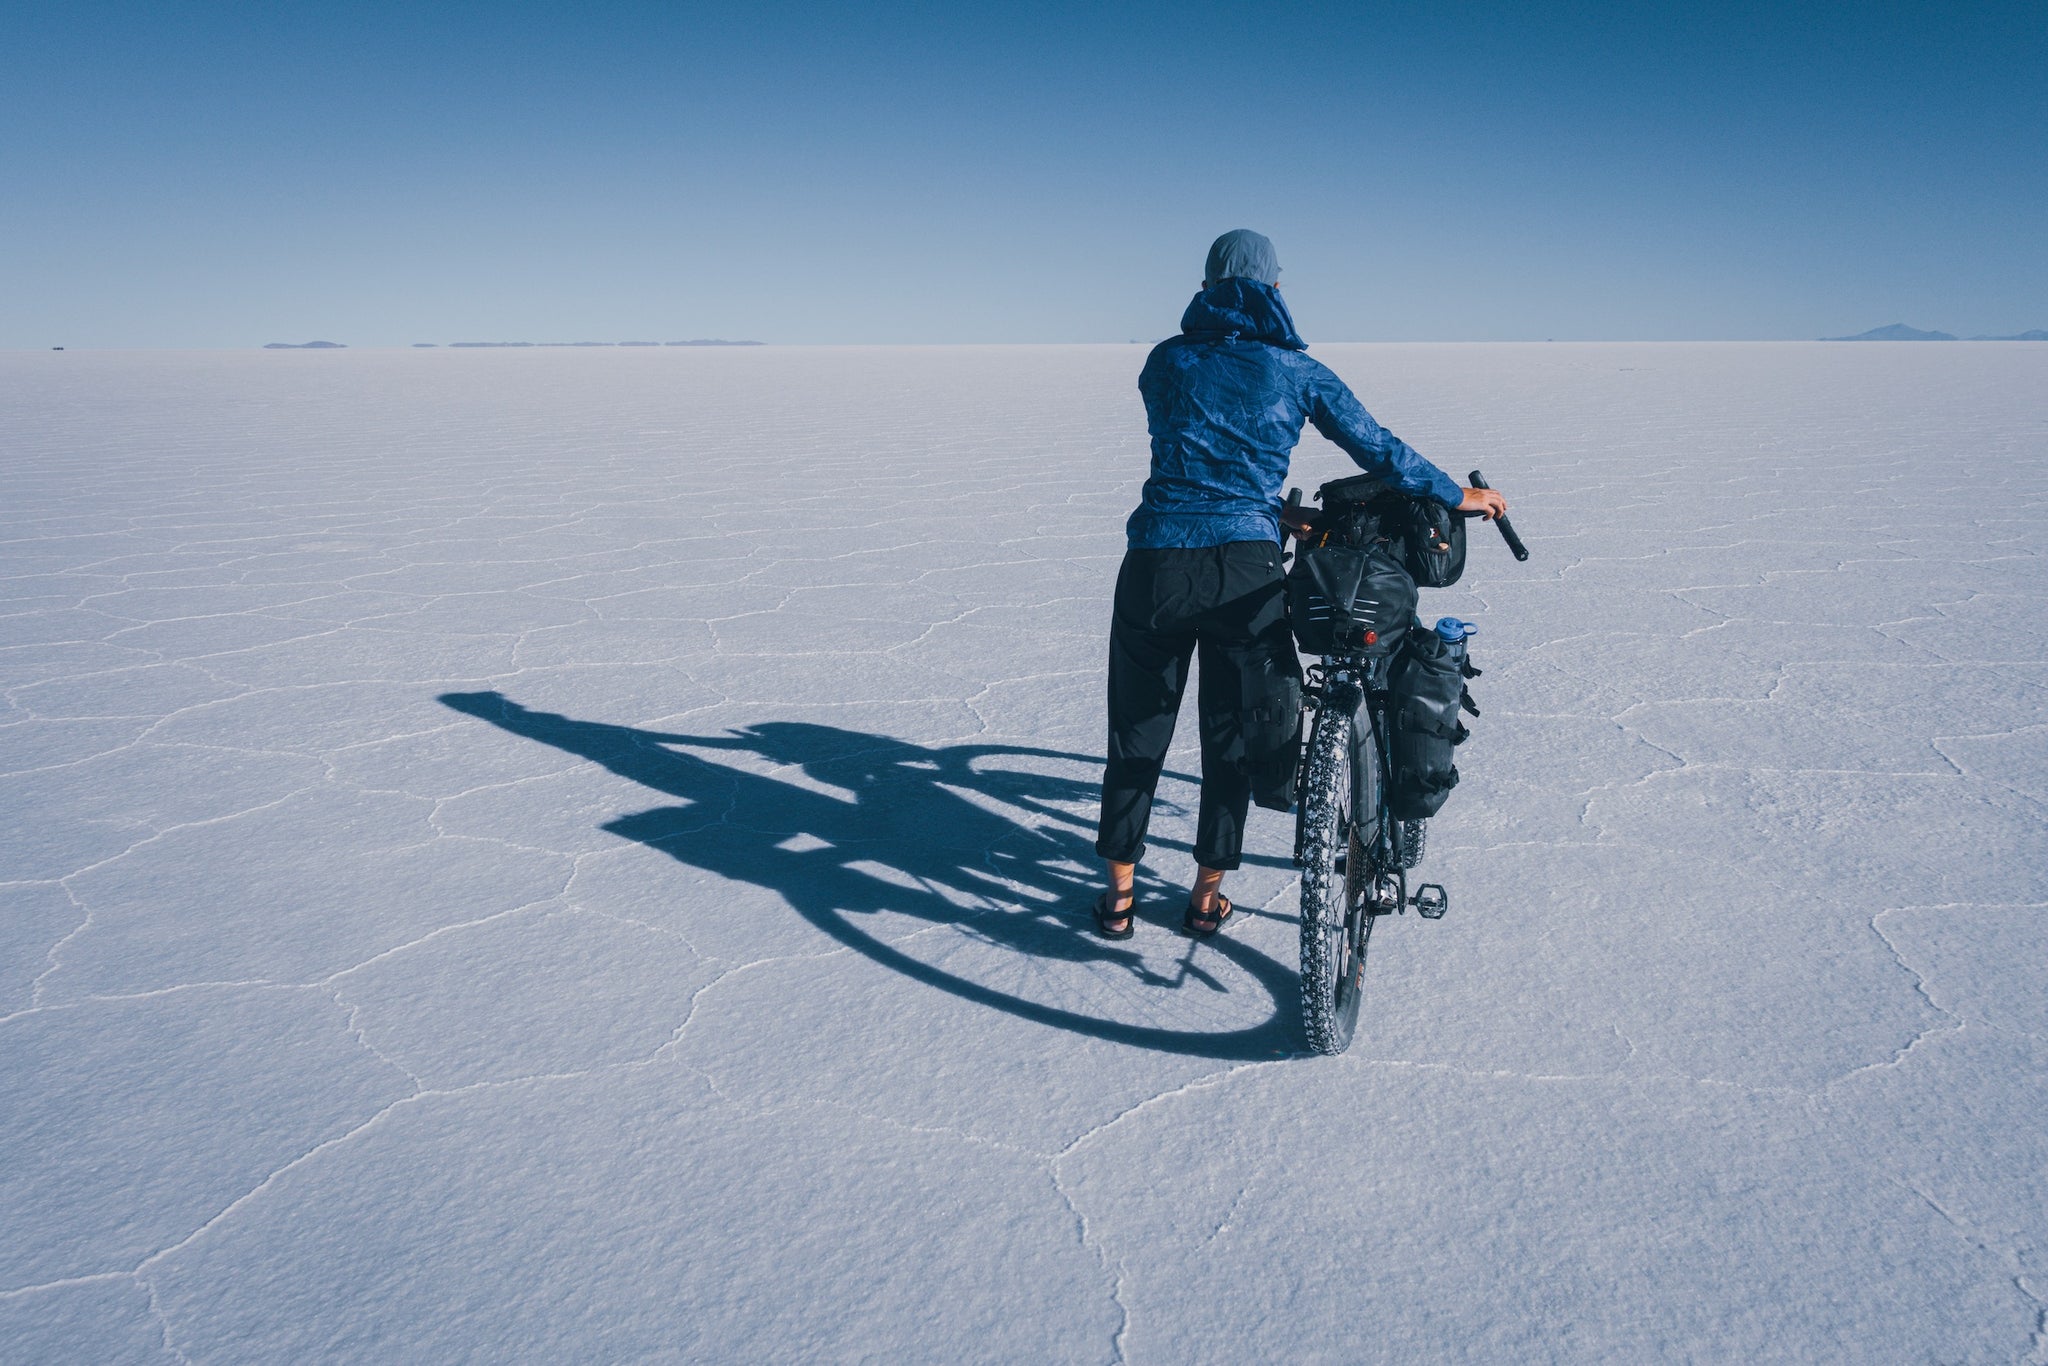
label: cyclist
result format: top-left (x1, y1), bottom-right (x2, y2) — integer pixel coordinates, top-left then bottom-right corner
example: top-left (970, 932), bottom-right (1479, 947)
top-left (1093, 228), bottom-right (1506, 941)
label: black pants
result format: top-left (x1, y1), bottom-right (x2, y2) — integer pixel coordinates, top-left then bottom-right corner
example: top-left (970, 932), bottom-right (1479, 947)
top-left (1095, 541), bottom-right (1297, 871)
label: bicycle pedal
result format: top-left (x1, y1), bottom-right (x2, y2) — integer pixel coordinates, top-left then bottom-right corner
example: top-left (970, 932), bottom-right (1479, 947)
top-left (1411, 883), bottom-right (1449, 919)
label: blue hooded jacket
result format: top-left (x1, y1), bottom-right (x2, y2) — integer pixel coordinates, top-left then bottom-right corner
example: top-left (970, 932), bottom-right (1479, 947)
top-left (1126, 279), bottom-right (1463, 549)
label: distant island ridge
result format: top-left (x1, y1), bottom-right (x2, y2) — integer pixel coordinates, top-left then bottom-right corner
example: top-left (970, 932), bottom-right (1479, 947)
top-left (264, 340), bottom-right (346, 349)
top-left (1824, 323), bottom-right (2048, 341)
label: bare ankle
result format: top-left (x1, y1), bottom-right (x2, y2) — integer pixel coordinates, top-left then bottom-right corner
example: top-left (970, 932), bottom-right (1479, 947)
top-left (1104, 860), bottom-right (1136, 913)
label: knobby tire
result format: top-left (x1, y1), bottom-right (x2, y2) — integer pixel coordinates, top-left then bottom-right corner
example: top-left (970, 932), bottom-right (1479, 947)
top-left (1299, 703), bottom-right (1369, 1055)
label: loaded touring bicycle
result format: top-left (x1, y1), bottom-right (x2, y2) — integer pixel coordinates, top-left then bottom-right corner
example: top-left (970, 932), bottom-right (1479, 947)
top-left (1282, 470), bottom-right (1527, 1054)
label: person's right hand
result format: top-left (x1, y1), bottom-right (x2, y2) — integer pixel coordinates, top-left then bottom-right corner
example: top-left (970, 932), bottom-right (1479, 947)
top-left (1458, 487), bottom-right (1508, 520)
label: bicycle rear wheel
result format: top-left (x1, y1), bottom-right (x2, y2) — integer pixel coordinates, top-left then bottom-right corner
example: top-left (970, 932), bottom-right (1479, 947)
top-left (1299, 702), bottom-right (1372, 1055)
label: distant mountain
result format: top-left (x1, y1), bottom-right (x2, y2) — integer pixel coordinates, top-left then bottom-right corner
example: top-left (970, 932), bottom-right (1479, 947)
top-left (1970, 329), bottom-right (2048, 341)
top-left (263, 340), bottom-right (346, 349)
top-left (1822, 324), bottom-right (1955, 341)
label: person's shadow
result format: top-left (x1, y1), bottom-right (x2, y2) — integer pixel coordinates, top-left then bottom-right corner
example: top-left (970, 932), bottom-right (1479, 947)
top-left (439, 692), bottom-right (1299, 1058)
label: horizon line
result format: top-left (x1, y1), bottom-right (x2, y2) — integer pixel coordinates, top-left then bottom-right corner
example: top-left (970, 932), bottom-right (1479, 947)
top-left (13, 337), bottom-right (2048, 352)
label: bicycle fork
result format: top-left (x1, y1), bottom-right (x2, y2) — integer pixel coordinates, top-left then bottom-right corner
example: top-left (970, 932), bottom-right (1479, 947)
top-left (1292, 670), bottom-right (1363, 868)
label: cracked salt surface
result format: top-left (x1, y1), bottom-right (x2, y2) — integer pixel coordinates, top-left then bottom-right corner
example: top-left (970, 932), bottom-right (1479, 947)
top-left (2, 342), bottom-right (2043, 1361)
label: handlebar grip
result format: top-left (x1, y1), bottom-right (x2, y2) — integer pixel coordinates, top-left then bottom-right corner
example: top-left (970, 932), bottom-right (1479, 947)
top-left (1467, 469), bottom-right (1530, 562)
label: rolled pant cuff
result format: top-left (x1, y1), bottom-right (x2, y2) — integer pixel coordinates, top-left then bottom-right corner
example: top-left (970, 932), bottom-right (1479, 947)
top-left (1094, 837), bottom-right (1145, 864)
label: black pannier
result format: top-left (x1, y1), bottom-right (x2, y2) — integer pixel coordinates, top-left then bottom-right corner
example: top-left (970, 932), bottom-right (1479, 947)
top-left (1240, 669), bottom-right (1303, 813)
top-left (1386, 618), bottom-right (1480, 820)
top-left (1285, 475), bottom-right (1418, 658)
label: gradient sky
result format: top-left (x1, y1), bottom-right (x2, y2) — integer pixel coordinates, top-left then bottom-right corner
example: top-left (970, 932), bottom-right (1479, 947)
top-left (4, 0), bottom-right (2042, 346)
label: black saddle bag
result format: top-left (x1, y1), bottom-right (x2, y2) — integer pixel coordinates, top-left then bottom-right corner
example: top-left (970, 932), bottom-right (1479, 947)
top-left (1386, 623), bottom-right (1480, 820)
top-left (1286, 543), bottom-right (1416, 657)
top-left (1286, 481), bottom-right (1418, 658)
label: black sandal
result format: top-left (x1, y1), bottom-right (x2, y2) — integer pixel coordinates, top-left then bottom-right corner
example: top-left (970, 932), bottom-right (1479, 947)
top-left (1182, 894), bottom-right (1234, 940)
top-left (1092, 890), bottom-right (1136, 940)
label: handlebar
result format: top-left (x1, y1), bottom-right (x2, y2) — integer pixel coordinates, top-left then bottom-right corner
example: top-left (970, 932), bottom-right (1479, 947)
top-left (1462, 469), bottom-right (1529, 561)
top-left (1282, 472), bottom-right (1530, 563)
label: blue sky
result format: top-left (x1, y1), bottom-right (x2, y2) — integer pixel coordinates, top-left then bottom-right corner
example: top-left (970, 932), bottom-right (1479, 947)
top-left (4, 0), bottom-right (2041, 346)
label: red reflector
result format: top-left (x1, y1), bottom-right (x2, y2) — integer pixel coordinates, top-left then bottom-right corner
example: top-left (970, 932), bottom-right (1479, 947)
top-left (1364, 630), bottom-right (1378, 645)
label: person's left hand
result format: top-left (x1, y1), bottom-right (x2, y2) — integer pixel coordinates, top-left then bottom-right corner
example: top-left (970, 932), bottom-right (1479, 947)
top-left (1458, 487), bottom-right (1508, 520)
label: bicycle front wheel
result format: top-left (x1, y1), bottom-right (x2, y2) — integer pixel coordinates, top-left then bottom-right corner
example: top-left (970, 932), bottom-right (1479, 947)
top-left (1299, 701), bottom-right (1371, 1055)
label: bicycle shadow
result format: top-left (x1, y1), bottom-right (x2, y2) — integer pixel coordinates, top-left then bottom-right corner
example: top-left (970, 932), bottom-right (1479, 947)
top-left (438, 691), bottom-right (1300, 1059)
